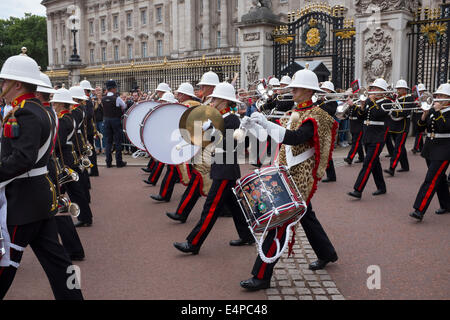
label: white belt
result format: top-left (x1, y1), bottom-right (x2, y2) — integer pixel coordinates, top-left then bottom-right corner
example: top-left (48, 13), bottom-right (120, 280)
top-left (67, 141), bottom-right (73, 145)
top-left (364, 120), bottom-right (384, 126)
top-left (427, 133), bottom-right (450, 139)
top-left (285, 147), bottom-right (315, 169)
top-left (391, 117), bottom-right (404, 121)
top-left (349, 117), bottom-right (358, 120)
top-left (16, 167), bottom-right (48, 179)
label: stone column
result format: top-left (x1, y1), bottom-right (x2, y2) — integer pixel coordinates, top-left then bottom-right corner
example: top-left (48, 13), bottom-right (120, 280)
top-left (171, 0), bottom-right (179, 57)
top-left (354, 1), bottom-right (417, 87)
top-left (185, 0), bottom-right (193, 52)
top-left (220, 0), bottom-right (228, 48)
top-left (236, 5), bottom-right (281, 89)
top-left (202, 0), bottom-right (210, 50)
top-left (46, 13), bottom-right (54, 68)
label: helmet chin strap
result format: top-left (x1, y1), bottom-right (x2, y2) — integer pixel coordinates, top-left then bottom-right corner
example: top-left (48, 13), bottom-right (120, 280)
top-left (0, 80), bottom-right (17, 100)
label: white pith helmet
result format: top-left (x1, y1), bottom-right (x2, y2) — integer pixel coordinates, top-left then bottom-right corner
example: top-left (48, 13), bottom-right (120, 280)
top-left (434, 82), bottom-right (450, 97)
top-left (80, 79), bottom-right (95, 91)
top-left (176, 82), bottom-right (197, 98)
top-left (160, 92), bottom-right (178, 103)
top-left (69, 86), bottom-right (88, 101)
top-left (155, 82), bottom-right (172, 93)
top-left (268, 77), bottom-right (281, 87)
top-left (287, 66), bottom-right (325, 93)
top-left (197, 71), bottom-right (220, 87)
top-left (395, 79), bottom-right (409, 90)
top-left (208, 82), bottom-right (241, 104)
top-left (280, 75), bottom-right (292, 86)
top-left (370, 78), bottom-right (389, 92)
top-left (37, 72), bottom-right (57, 94)
top-left (320, 81), bottom-right (336, 93)
top-left (50, 88), bottom-right (77, 104)
top-left (0, 49), bottom-right (48, 87)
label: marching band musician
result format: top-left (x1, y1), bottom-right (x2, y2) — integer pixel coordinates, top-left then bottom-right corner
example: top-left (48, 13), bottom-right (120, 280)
top-left (344, 89), bottom-right (365, 165)
top-left (166, 77), bottom-right (218, 223)
top-left (240, 68), bottom-right (338, 291)
top-left (49, 89), bottom-right (88, 260)
top-left (80, 80), bottom-right (99, 177)
top-left (411, 83), bottom-right (427, 154)
top-left (410, 82), bottom-right (450, 221)
top-left (384, 80), bottom-right (412, 176)
top-left (348, 79), bottom-right (391, 199)
top-left (0, 52), bottom-right (83, 300)
top-left (265, 76), bottom-right (295, 113)
top-left (318, 81), bottom-right (338, 183)
top-left (173, 82), bottom-right (253, 255)
top-left (143, 82), bottom-right (172, 185)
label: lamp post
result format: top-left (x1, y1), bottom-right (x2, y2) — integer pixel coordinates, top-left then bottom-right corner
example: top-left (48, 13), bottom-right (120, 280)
top-left (69, 14), bottom-right (81, 62)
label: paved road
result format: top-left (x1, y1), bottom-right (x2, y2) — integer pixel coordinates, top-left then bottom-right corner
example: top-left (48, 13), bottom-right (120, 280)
top-left (4, 138), bottom-right (450, 300)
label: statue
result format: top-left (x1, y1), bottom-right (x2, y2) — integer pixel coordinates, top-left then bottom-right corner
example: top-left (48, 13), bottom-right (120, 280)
top-left (251, 0), bottom-right (272, 10)
top-left (242, 0), bottom-right (278, 23)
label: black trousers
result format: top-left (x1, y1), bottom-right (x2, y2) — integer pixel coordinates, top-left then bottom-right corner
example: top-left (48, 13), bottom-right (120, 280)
top-left (55, 215), bottom-right (84, 257)
top-left (104, 118), bottom-right (123, 165)
top-left (354, 142), bottom-right (386, 193)
top-left (389, 132), bottom-right (409, 171)
top-left (347, 131), bottom-right (364, 162)
top-left (385, 133), bottom-right (394, 157)
top-left (325, 159), bottom-right (336, 180)
top-left (186, 179), bottom-right (251, 249)
top-left (411, 113), bottom-right (424, 152)
top-left (65, 173), bottom-right (93, 224)
top-left (88, 135), bottom-right (99, 176)
top-left (413, 159), bottom-right (450, 214)
top-left (252, 203), bottom-right (337, 280)
top-left (157, 165), bottom-right (179, 201)
top-left (0, 218), bottom-right (83, 300)
top-left (147, 161), bottom-right (165, 185)
top-left (174, 171), bottom-right (202, 220)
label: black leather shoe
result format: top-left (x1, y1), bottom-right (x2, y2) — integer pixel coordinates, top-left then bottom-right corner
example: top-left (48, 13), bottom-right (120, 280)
top-left (74, 221), bottom-right (92, 228)
top-left (355, 158), bottom-right (364, 163)
top-left (409, 210), bottom-right (424, 221)
top-left (397, 168), bottom-right (409, 173)
top-left (141, 168), bottom-right (152, 173)
top-left (143, 180), bottom-right (156, 185)
top-left (348, 190), bottom-right (362, 199)
top-left (322, 177), bottom-right (336, 183)
top-left (384, 168), bottom-right (395, 176)
top-left (344, 158), bottom-right (352, 165)
top-left (435, 208), bottom-right (450, 215)
top-left (240, 277), bottom-right (270, 291)
top-left (173, 242), bottom-right (199, 255)
top-left (385, 154), bottom-right (392, 158)
top-left (117, 161), bottom-right (127, 168)
top-left (150, 194), bottom-right (170, 202)
top-left (411, 149), bottom-right (417, 154)
top-left (106, 163), bottom-right (114, 168)
top-left (166, 212), bottom-right (186, 223)
top-left (230, 238), bottom-right (255, 246)
top-left (89, 172), bottom-right (99, 177)
top-left (309, 257), bottom-right (338, 271)
top-left (372, 189), bottom-right (386, 196)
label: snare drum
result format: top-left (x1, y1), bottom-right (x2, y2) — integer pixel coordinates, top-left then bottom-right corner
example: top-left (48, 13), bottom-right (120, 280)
top-left (123, 100), bottom-right (160, 150)
top-left (234, 166), bottom-right (306, 233)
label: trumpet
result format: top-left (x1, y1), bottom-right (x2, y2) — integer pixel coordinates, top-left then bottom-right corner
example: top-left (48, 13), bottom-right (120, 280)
top-left (58, 167), bottom-right (79, 186)
top-left (79, 156), bottom-right (93, 171)
top-left (313, 92), bottom-right (359, 102)
top-left (57, 195), bottom-right (80, 218)
top-left (276, 94), bottom-right (294, 102)
top-left (359, 88), bottom-right (397, 101)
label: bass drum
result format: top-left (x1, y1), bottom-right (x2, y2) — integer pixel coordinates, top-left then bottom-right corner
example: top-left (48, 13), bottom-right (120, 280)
top-left (140, 103), bottom-right (201, 165)
top-left (123, 100), bottom-right (160, 150)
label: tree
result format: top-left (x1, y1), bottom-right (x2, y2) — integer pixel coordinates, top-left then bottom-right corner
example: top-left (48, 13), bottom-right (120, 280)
top-left (0, 13), bottom-right (48, 70)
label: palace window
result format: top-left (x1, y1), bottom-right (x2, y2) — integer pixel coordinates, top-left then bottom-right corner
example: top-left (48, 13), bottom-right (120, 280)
top-left (113, 15), bottom-right (119, 30)
top-left (141, 42), bottom-right (148, 58)
top-left (128, 44), bottom-right (133, 59)
top-left (102, 47), bottom-right (107, 62)
top-left (156, 40), bottom-right (163, 57)
top-left (114, 45), bottom-right (119, 61)
top-left (127, 12), bottom-right (132, 28)
top-left (101, 17), bottom-right (106, 32)
top-left (90, 49), bottom-right (94, 63)
top-left (141, 9), bottom-right (147, 25)
top-left (156, 6), bottom-right (163, 23)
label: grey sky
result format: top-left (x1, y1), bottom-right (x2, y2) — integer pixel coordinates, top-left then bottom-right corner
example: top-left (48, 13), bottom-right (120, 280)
top-left (0, 0), bottom-right (46, 20)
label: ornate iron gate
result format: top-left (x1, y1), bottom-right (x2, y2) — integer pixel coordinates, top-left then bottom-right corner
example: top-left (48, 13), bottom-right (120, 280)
top-left (272, 4), bottom-right (355, 90)
top-left (408, 3), bottom-right (450, 92)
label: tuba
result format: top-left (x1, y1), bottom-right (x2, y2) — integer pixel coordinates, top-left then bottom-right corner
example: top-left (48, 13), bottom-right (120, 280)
top-left (57, 196), bottom-right (80, 218)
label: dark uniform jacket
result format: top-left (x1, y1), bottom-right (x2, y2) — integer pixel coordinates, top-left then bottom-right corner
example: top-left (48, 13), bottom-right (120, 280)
top-left (211, 112), bottom-right (241, 181)
top-left (0, 97), bottom-right (57, 225)
top-left (56, 112), bottom-right (76, 168)
top-left (265, 93), bottom-right (295, 113)
top-left (85, 99), bottom-right (95, 137)
top-left (318, 100), bottom-right (337, 117)
top-left (357, 98), bottom-right (390, 144)
top-left (418, 107), bottom-right (450, 160)
top-left (70, 105), bottom-right (85, 157)
top-left (348, 105), bottom-right (363, 134)
top-left (387, 94), bottom-right (413, 134)
top-left (102, 93), bottom-right (123, 119)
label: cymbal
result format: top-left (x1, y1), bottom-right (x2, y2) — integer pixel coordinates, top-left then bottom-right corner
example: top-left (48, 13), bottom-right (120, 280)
top-left (179, 105), bottom-right (225, 148)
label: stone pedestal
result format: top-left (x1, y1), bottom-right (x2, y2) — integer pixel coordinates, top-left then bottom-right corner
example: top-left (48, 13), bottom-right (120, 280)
top-left (67, 61), bottom-right (84, 87)
top-left (355, 9), bottom-right (415, 87)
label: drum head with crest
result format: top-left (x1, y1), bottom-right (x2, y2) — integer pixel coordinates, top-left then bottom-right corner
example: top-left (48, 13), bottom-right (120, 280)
top-left (124, 100), bottom-right (160, 150)
top-left (141, 103), bottom-right (201, 165)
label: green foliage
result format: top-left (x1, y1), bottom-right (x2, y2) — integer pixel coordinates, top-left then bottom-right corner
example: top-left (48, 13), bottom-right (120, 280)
top-left (0, 13), bottom-right (48, 70)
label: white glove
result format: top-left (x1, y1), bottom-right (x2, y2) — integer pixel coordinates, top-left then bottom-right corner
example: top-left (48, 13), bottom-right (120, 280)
top-left (250, 112), bottom-right (269, 129)
top-left (266, 121), bottom-right (286, 144)
top-left (202, 119), bottom-right (213, 131)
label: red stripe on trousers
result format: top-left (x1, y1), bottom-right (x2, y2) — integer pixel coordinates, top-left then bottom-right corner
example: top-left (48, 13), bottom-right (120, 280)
top-left (148, 160), bottom-right (156, 170)
top-left (192, 180), bottom-right (228, 246)
top-left (177, 175), bottom-right (200, 215)
top-left (357, 143), bottom-right (381, 192)
top-left (150, 163), bottom-right (163, 183)
top-left (350, 131), bottom-right (363, 160)
top-left (415, 133), bottom-right (423, 150)
top-left (392, 132), bottom-right (407, 169)
top-left (257, 224), bottom-right (288, 280)
top-left (161, 166), bottom-right (174, 198)
top-left (419, 161), bottom-right (449, 212)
